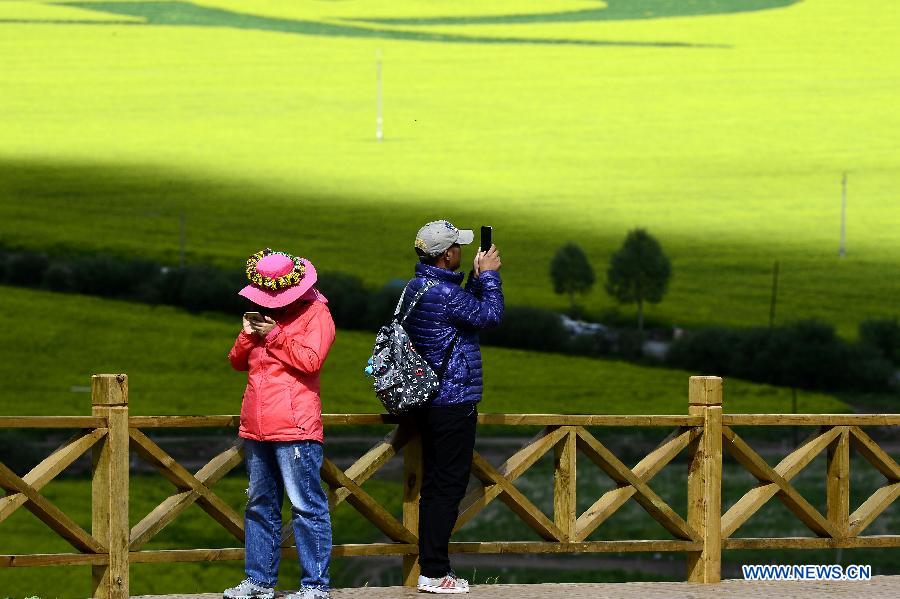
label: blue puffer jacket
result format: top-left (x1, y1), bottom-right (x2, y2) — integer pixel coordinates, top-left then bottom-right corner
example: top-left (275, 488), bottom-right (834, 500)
top-left (400, 263), bottom-right (504, 406)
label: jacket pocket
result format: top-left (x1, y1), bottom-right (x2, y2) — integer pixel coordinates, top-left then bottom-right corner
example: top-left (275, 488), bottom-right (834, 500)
top-left (288, 385), bottom-right (319, 433)
top-left (459, 348), bottom-right (476, 382)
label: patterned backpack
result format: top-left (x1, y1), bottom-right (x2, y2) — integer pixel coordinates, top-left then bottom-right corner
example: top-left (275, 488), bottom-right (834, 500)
top-left (369, 280), bottom-right (454, 414)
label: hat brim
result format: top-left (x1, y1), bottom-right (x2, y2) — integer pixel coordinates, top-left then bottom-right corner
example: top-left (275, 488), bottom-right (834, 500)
top-left (238, 259), bottom-right (318, 309)
top-left (456, 229), bottom-right (474, 245)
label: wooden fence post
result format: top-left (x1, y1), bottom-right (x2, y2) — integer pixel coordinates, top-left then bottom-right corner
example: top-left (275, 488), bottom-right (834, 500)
top-left (553, 427), bottom-right (577, 541)
top-left (91, 374), bottom-right (130, 599)
top-left (402, 426), bottom-right (422, 587)
top-left (686, 376), bottom-right (722, 583)
top-left (827, 426), bottom-right (850, 539)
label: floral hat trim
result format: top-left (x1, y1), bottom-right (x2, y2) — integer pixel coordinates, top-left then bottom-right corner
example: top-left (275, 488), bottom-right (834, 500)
top-left (245, 248), bottom-right (307, 291)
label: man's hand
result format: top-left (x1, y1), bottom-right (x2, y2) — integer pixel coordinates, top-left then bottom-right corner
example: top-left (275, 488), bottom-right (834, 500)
top-left (473, 250), bottom-right (486, 277)
top-left (478, 244), bottom-right (502, 273)
top-left (250, 316), bottom-right (278, 337)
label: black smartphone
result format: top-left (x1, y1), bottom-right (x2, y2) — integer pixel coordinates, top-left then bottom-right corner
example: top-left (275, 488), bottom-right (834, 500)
top-left (480, 225), bottom-right (492, 252)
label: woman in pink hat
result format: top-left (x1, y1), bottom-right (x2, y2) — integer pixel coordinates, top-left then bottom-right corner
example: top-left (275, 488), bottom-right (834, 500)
top-left (224, 249), bottom-right (335, 599)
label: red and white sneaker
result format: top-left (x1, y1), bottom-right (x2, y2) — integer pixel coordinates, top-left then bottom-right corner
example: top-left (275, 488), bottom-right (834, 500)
top-left (417, 573), bottom-right (470, 594)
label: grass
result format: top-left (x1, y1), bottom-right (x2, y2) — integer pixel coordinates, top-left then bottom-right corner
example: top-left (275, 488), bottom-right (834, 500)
top-left (0, 0), bottom-right (898, 336)
top-left (0, 2), bottom-right (895, 590)
top-left (0, 285), bottom-right (849, 417)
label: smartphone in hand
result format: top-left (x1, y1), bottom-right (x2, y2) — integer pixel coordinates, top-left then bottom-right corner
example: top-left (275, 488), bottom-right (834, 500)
top-left (480, 225), bottom-right (492, 253)
top-left (244, 311), bottom-right (266, 324)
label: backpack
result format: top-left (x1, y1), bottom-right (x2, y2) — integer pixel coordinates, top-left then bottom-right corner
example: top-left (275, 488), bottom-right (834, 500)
top-left (369, 280), bottom-right (456, 414)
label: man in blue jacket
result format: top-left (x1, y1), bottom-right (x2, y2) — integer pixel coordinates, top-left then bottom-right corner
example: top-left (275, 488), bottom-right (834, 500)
top-left (402, 220), bottom-right (504, 594)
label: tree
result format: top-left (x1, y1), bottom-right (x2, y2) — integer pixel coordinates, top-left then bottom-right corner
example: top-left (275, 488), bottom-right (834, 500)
top-left (605, 229), bottom-right (671, 338)
top-left (549, 242), bottom-right (595, 316)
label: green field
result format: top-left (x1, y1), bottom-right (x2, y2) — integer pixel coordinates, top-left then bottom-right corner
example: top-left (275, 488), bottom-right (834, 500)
top-left (1, 0), bottom-right (899, 336)
top-left (0, 3), bottom-right (894, 592)
top-left (0, 286), bottom-right (848, 416)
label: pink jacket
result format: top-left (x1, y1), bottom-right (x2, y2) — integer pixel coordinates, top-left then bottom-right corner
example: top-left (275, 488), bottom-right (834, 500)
top-left (228, 301), bottom-right (336, 443)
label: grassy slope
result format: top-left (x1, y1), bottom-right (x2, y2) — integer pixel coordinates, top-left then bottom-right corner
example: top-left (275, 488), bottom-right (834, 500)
top-left (0, 286), bottom-right (847, 416)
top-left (0, 0), bottom-right (898, 336)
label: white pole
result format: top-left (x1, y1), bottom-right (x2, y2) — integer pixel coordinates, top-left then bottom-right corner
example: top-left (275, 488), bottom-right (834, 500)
top-left (839, 172), bottom-right (847, 257)
top-left (376, 49), bottom-right (383, 142)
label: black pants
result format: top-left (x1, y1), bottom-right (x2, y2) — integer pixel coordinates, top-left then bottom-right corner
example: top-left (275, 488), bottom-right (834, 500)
top-left (413, 402), bottom-right (478, 578)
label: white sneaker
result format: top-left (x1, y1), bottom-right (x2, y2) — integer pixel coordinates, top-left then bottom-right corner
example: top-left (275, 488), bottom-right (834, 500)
top-left (417, 573), bottom-right (470, 594)
top-left (223, 578), bottom-right (275, 599)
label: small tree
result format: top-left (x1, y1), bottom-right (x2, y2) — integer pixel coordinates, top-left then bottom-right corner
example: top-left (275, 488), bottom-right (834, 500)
top-left (550, 242), bottom-right (595, 316)
top-left (605, 229), bottom-right (671, 338)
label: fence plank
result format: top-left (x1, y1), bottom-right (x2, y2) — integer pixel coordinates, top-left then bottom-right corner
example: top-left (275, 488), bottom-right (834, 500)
top-left (575, 427), bottom-right (700, 542)
top-left (470, 452), bottom-right (564, 542)
top-left (686, 376), bottom-right (722, 583)
top-left (722, 426), bottom-right (837, 538)
top-left (125, 414), bottom-right (709, 427)
top-left (455, 426), bottom-right (566, 532)
top-left (849, 426), bottom-right (900, 480)
top-left (721, 426), bottom-right (842, 538)
top-left (827, 427), bottom-right (851, 538)
top-left (125, 540), bottom-right (709, 562)
top-left (334, 425), bottom-right (412, 506)
top-left (0, 417), bottom-right (106, 428)
top-left (724, 414), bottom-right (900, 426)
top-left (0, 461), bottom-right (105, 554)
top-left (131, 440), bottom-right (245, 550)
top-left (0, 428), bottom-right (107, 524)
top-left (91, 374), bottom-right (130, 599)
top-left (0, 553), bottom-right (110, 567)
top-left (320, 458), bottom-right (416, 544)
top-left (448, 540), bottom-right (703, 554)
top-left (402, 428), bottom-right (422, 587)
top-left (849, 482), bottom-right (900, 537)
top-left (553, 428), bottom-right (577, 541)
top-left (723, 535), bottom-right (900, 549)
top-left (130, 491), bottom-right (195, 550)
top-left (576, 427), bottom-right (698, 542)
top-left (129, 429), bottom-right (245, 541)
top-left (477, 414), bottom-right (702, 426)
top-left (127, 416), bottom-right (240, 428)
top-left (128, 544), bottom-right (419, 563)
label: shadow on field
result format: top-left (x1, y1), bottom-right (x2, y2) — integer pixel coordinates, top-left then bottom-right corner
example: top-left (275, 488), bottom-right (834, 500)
top-left (351, 0), bottom-right (802, 26)
top-left (0, 156), bottom-right (588, 280)
top-left (3, 155), bottom-right (899, 336)
top-left (0, 0), bottom-right (727, 49)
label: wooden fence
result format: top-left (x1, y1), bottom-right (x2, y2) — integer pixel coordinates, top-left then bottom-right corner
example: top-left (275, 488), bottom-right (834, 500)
top-left (1, 374), bottom-right (898, 598)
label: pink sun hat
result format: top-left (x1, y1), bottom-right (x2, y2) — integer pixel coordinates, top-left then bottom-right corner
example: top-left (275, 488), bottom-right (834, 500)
top-left (238, 249), bottom-right (326, 308)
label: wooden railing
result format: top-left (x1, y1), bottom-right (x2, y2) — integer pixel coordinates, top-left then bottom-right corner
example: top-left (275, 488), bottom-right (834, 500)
top-left (1, 374), bottom-right (898, 598)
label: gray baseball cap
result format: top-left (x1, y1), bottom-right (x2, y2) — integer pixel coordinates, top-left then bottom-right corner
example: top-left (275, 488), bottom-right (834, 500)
top-left (414, 220), bottom-right (474, 257)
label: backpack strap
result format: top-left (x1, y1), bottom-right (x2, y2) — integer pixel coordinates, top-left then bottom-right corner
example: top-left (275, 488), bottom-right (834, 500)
top-left (396, 279), bottom-right (461, 382)
top-left (395, 279), bottom-right (439, 323)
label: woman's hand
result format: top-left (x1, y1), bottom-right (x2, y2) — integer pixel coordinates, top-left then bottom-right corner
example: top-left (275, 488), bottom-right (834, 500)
top-left (478, 244), bottom-right (502, 273)
top-left (242, 315), bottom-right (255, 335)
top-left (250, 316), bottom-right (278, 337)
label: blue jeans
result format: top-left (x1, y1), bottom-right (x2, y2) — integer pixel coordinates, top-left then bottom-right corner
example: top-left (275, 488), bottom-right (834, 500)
top-left (243, 439), bottom-right (332, 591)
